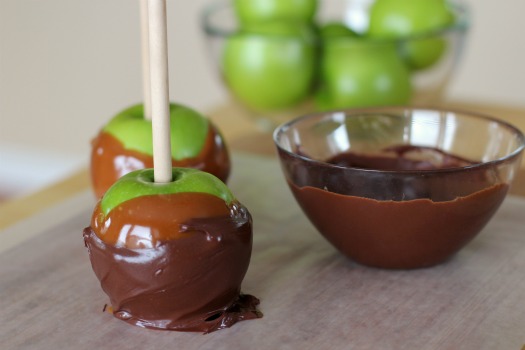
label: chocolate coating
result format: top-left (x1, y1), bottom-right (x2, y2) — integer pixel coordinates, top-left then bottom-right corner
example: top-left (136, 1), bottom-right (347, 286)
top-left (281, 146), bottom-right (510, 268)
top-left (327, 145), bottom-right (474, 171)
top-left (90, 124), bottom-right (230, 199)
top-left (290, 182), bottom-right (508, 269)
top-left (83, 193), bottom-right (261, 333)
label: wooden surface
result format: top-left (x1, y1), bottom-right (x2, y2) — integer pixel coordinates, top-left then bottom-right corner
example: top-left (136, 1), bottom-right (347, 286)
top-left (0, 169), bottom-right (91, 231)
top-left (1, 154), bottom-right (525, 350)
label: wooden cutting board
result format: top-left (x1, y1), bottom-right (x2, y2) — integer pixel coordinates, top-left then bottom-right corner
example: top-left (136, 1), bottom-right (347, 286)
top-left (1, 154), bottom-right (525, 350)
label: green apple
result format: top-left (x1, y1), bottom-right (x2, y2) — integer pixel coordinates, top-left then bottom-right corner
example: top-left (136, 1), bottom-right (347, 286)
top-left (233, 0), bottom-right (318, 24)
top-left (319, 22), bottom-right (359, 40)
top-left (103, 103), bottom-right (209, 161)
top-left (223, 21), bottom-right (317, 111)
top-left (315, 40), bottom-right (411, 109)
top-left (368, 0), bottom-right (455, 70)
top-left (100, 168), bottom-right (234, 216)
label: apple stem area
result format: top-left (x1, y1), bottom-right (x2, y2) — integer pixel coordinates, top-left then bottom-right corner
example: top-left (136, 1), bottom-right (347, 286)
top-left (147, 0), bottom-right (173, 183)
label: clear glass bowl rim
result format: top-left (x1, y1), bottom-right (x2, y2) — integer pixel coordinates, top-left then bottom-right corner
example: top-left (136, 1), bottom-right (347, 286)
top-left (201, 0), bottom-right (470, 44)
top-left (273, 106), bottom-right (525, 175)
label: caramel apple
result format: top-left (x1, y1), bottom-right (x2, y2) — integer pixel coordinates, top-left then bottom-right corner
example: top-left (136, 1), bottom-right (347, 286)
top-left (83, 168), bottom-right (261, 333)
top-left (90, 103), bottom-right (230, 198)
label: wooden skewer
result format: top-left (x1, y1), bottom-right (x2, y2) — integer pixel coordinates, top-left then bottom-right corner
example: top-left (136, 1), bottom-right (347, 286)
top-left (148, 0), bottom-right (172, 183)
top-left (140, 0), bottom-right (152, 121)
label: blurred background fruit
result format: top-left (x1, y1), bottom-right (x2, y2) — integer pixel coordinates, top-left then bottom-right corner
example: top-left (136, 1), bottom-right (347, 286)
top-left (223, 21), bottom-right (317, 111)
top-left (233, 0), bottom-right (318, 24)
top-left (368, 0), bottom-right (455, 70)
top-left (202, 0), bottom-right (469, 128)
top-left (315, 40), bottom-right (411, 110)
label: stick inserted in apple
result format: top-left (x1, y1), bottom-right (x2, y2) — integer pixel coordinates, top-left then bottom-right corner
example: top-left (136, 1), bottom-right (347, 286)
top-left (84, 167), bottom-right (261, 332)
top-left (90, 103), bottom-right (230, 198)
top-left (83, 0), bottom-right (261, 333)
top-left (89, 0), bottom-right (230, 199)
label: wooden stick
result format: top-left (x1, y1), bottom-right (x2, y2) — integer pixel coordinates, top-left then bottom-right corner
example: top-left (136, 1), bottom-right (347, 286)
top-left (140, 0), bottom-right (152, 121)
top-left (148, 0), bottom-right (172, 183)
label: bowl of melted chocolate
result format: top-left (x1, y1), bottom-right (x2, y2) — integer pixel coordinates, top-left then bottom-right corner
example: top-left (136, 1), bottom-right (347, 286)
top-left (274, 107), bottom-right (525, 269)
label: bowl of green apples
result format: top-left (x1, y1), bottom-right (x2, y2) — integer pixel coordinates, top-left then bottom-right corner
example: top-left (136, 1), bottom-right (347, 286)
top-left (201, 0), bottom-right (469, 129)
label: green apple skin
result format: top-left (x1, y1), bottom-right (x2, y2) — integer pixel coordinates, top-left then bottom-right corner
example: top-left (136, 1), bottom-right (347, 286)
top-left (103, 103), bottom-right (209, 161)
top-left (401, 37), bottom-right (447, 70)
top-left (223, 21), bottom-right (317, 112)
top-left (100, 168), bottom-right (234, 217)
top-left (233, 0), bottom-right (318, 24)
top-left (315, 40), bottom-right (412, 110)
top-left (319, 22), bottom-right (359, 40)
top-left (368, 0), bottom-right (455, 70)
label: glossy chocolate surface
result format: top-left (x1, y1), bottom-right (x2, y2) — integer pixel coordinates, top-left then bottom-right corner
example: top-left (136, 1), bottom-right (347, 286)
top-left (281, 146), bottom-right (509, 268)
top-left (327, 145), bottom-right (474, 171)
top-left (90, 124), bottom-right (230, 199)
top-left (83, 192), bottom-right (261, 333)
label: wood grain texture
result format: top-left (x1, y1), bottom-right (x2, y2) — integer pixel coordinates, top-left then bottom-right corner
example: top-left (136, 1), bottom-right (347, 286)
top-left (1, 154), bottom-right (525, 350)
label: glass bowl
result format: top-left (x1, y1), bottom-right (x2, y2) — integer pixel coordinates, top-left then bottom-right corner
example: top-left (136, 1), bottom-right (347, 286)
top-left (201, 0), bottom-right (469, 129)
top-left (274, 107), bottom-right (525, 269)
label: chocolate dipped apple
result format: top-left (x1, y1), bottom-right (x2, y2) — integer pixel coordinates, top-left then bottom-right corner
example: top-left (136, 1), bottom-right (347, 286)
top-left (90, 103), bottom-right (230, 198)
top-left (83, 168), bottom-right (261, 333)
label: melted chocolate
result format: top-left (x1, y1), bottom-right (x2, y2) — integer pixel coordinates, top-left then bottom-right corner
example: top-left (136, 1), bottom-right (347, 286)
top-left (290, 182), bottom-right (508, 269)
top-left (279, 145), bottom-right (510, 268)
top-left (83, 193), bottom-right (261, 333)
top-left (328, 145), bottom-right (475, 171)
top-left (291, 146), bottom-right (495, 202)
top-left (90, 124), bottom-right (230, 199)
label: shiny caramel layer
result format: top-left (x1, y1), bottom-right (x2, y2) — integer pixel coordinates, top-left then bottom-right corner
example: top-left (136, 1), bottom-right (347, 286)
top-left (90, 124), bottom-right (230, 198)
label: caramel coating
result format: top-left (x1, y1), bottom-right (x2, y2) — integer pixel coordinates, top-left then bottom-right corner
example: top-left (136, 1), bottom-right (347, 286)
top-left (90, 124), bottom-right (230, 198)
top-left (92, 192), bottom-right (231, 249)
